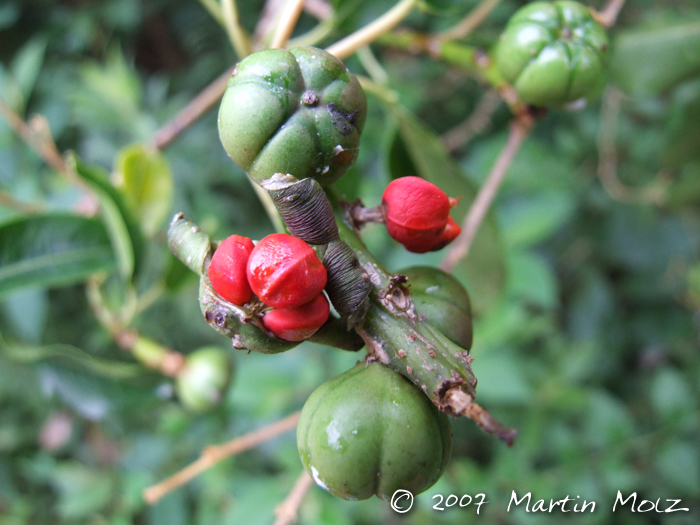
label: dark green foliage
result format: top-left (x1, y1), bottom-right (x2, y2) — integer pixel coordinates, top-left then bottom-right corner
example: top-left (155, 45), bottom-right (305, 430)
top-left (0, 0), bottom-right (699, 524)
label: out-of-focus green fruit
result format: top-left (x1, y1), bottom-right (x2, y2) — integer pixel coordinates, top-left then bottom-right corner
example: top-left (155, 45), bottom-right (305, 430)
top-left (495, 1), bottom-right (608, 107)
top-left (175, 347), bottom-right (233, 412)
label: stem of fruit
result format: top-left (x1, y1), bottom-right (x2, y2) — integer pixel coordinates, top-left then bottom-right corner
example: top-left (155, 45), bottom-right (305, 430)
top-left (347, 201), bottom-right (385, 228)
top-left (592, 0), bottom-right (626, 28)
top-left (130, 336), bottom-right (187, 377)
top-left (221, 0), bottom-right (252, 57)
top-left (437, 0), bottom-right (501, 41)
top-left (269, 0), bottom-right (306, 49)
top-left (376, 31), bottom-right (519, 109)
top-left (143, 412), bottom-right (301, 504)
top-left (326, 0), bottom-right (418, 60)
top-left (335, 216), bottom-right (517, 445)
top-left (198, 0), bottom-right (225, 26)
top-left (274, 470), bottom-right (314, 525)
top-left (440, 112), bottom-right (533, 273)
top-left (151, 69), bottom-right (232, 150)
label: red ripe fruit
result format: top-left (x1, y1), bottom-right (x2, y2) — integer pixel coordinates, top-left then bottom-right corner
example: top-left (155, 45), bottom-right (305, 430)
top-left (382, 176), bottom-right (459, 253)
top-left (247, 234), bottom-right (327, 308)
top-left (208, 235), bottom-right (255, 305)
top-left (262, 293), bottom-right (330, 341)
top-left (430, 217), bottom-right (462, 251)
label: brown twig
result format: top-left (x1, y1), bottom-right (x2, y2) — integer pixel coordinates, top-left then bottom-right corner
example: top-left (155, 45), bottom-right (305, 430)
top-left (151, 69), bottom-right (233, 150)
top-left (274, 470), bottom-right (314, 525)
top-left (445, 388), bottom-right (518, 446)
top-left (596, 87), bottom-right (667, 204)
top-left (348, 201), bottom-right (385, 228)
top-left (270, 0), bottom-right (307, 49)
top-left (0, 190), bottom-right (45, 214)
top-left (0, 99), bottom-right (75, 180)
top-left (591, 0), bottom-right (626, 28)
top-left (440, 113), bottom-right (533, 273)
top-left (438, 0), bottom-right (502, 42)
top-left (143, 412), bottom-right (301, 504)
top-left (304, 0), bottom-right (332, 20)
top-left (252, 0), bottom-right (286, 47)
top-left (442, 89), bottom-right (502, 153)
top-left (326, 0), bottom-right (418, 60)
top-left (221, 0), bottom-right (252, 58)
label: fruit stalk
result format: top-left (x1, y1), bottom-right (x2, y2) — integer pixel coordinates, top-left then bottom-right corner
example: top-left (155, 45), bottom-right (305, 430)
top-left (337, 213), bottom-right (517, 445)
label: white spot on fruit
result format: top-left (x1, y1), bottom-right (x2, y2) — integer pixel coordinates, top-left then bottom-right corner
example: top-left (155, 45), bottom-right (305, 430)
top-left (310, 466), bottom-right (329, 491)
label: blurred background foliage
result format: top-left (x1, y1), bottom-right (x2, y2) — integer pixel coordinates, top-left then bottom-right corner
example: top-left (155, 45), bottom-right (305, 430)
top-left (1, 0), bottom-right (699, 523)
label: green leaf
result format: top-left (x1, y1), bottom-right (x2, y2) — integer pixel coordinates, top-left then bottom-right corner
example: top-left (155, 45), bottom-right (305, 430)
top-left (0, 334), bottom-right (145, 380)
top-left (506, 249), bottom-right (558, 309)
top-left (499, 191), bottom-right (576, 248)
top-left (11, 36), bottom-right (47, 105)
top-left (115, 144), bottom-right (174, 238)
top-left (0, 214), bottom-right (115, 297)
top-left (470, 347), bottom-right (532, 405)
top-left (37, 361), bottom-right (161, 420)
top-left (655, 441), bottom-right (700, 494)
top-left (611, 20), bottom-right (700, 95)
top-left (388, 106), bottom-right (505, 314)
top-left (69, 154), bottom-right (145, 280)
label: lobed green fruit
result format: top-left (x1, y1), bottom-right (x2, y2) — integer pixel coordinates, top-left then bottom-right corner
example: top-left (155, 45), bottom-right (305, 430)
top-left (401, 266), bottom-right (473, 350)
top-left (494, 0), bottom-right (608, 107)
top-left (297, 362), bottom-right (452, 501)
top-left (175, 347), bottom-right (233, 412)
top-left (218, 46), bottom-right (367, 185)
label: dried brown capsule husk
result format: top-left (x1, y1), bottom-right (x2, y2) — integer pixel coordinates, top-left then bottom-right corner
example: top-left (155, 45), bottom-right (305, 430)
top-left (261, 174), bottom-right (339, 245)
top-left (323, 240), bottom-right (372, 324)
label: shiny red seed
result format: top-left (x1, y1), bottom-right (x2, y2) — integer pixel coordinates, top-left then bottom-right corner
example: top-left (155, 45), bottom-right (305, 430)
top-left (429, 216), bottom-right (462, 251)
top-left (262, 293), bottom-right (330, 341)
top-left (208, 235), bottom-right (255, 305)
top-left (382, 176), bottom-right (456, 253)
top-left (247, 233), bottom-right (327, 308)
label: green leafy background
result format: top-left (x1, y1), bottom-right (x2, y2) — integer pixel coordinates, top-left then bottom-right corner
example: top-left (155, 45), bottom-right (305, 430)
top-left (1, 0), bottom-right (699, 524)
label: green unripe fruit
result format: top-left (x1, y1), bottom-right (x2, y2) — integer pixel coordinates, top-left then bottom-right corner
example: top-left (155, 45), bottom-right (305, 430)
top-left (401, 266), bottom-right (473, 350)
top-left (495, 1), bottom-right (608, 107)
top-left (297, 362), bottom-right (452, 501)
top-left (218, 46), bottom-right (367, 185)
top-left (175, 347), bottom-right (233, 412)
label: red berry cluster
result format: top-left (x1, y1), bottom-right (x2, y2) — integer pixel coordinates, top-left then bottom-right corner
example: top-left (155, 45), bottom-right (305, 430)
top-left (382, 176), bottom-right (462, 253)
top-left (208, 233), bottom-right (329, 342)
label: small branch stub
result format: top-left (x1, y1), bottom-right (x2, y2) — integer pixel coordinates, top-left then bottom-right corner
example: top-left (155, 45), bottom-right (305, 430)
top-left (445, 388), bottom-right (518, 446)
top-left (167, 213), bottom-right (212, 275)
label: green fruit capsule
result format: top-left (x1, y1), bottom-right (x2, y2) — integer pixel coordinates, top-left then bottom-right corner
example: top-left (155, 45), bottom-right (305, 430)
top-left (400, 266), bottom-right (473, 350)
top-left (297, 362), bottom-right (453, 501)
top-left (175, 347), bottom-right (233, 412)
top-left (495, 1), bottom-right (608, 107)
top-left (218, 46), bottom-right (367, 185)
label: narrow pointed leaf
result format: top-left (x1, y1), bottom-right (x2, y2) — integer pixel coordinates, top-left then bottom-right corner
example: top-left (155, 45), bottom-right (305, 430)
top-left (0, 214), bottom-right (115, 296)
